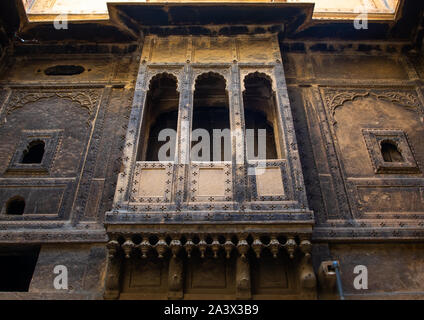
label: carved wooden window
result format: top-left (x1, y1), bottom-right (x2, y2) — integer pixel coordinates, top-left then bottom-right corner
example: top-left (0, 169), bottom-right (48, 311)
top-left (6, 130), bottom-right (62, 175)
top-left (137, 73), bottom-right (179, 162)
top-left (191, 72), bottom-right (230, 162)
top-left (363, 129), bottom-right (420, 174)
top-left (243, 73), bottom-right (280, 160)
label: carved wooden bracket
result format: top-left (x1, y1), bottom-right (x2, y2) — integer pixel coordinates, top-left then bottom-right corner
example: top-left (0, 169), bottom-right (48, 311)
top-left (106, 233), bottom-right (311, 260)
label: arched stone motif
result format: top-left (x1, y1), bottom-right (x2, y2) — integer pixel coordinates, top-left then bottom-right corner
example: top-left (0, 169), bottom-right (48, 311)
top-left (321, 88), bottom-right (421, 124)
top-left (242, 71), bottom-right (275, 93)
top-left (240, 68), bottom-right (276, 92)
top-left (148, 72), bottom-right (179, 90)
top-left (4, 89), bottom-right (101, 121)
top-left (242, 71), bottom-right (281, 160)
top-left (143, 67), bottom-right (184, 92)
top-left (191, 69), bottom-right (231, 91)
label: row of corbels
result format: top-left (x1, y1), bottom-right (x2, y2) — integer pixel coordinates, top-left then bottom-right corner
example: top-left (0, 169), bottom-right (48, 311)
top-left (106, 235), bottom-right (312, 260)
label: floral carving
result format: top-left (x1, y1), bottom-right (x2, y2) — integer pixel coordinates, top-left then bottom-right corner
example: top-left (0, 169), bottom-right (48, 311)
top-left (322, 89), bottom-right (420, 121)
top-left (6, 89), bottom-right (101, 118)
top-left (191, 68), bottom-right (231, 91)
top-left (324, 90), bottom-right (369, 116)
top-left (374, 91), bottom-right (419, 108)
top-left (144, 67), bottom-right (184, 92)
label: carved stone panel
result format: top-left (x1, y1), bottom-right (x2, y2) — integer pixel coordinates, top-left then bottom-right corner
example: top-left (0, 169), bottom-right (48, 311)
top-left (197, 168), bottom-right (226, 197)
top-left (189, 162), bottom-right (232, 202)
top-left (185, 256), bottom-right (235, 296)
top-left (255, 167), bottom-right (285, 197)
top-left (193, 37), bottom-right (234, 63)
top-left (0, 183), bottom-right (67, 218)
top-left (128, 259), bottom-right (163, 288)
top-left (347, 178), bottom-right (424, 220)
top-left (121, 257), bottom-right (168, 297)
top-left (248, 160), bottom-right (291, 202)
top-left (138, 169), bottom-right (168, 197)
top-left (191, 258), bottom-right (227, 289)
top-left (130, 162), bottom-right (173, 203)
top-left (251, 254), bottom-right (290, 295)
top-left (357, 186), bottom-right (424, 214)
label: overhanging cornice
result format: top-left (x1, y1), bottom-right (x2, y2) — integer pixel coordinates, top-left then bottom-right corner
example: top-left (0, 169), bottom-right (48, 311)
top-left (1, 1), bottom-right (423, 48)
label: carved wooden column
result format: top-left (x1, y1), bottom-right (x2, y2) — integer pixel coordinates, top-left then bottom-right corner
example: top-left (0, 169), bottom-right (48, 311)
top-left (104, 240), bottom-right (123, 300)
top-left (230, 62), bottom-right (246, 204)
top-left (308, 86), bottom-right (352, 220)
top-left (236, 256), bottom-right (251, 299)
top-left (236, 235), bottom-right (251, 299)
top-left (273, 62), bottom-right (309, 208)
top-left (168, 236), bottom-right (184, 298)
top-left (174, 63), bottom-right (193, 207)
top-left (112, 44), bottom-right (151, 209)
top-left (76, 85), bottom-right (113, 223)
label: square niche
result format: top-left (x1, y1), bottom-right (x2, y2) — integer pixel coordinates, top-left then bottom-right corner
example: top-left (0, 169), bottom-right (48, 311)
top-left (362, 129), bottom-right (420, 174)
top-left (6, 130), bottom-right (62, 175)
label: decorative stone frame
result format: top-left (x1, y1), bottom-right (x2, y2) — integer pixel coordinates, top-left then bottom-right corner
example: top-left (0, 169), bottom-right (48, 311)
top-left (129, 161), bottom-right (174, 204)
top-left (188, 161), bottom-right (233, 203)
top-left (5, 129), bottom-right (63, 175)
top-left (247, 160), bottom-right (290, 202)
top-left (109, 35), bottom-right (312, 220)
top-left (362, 129), bottom-right (420, 174)
top-left (0, 178), bottom-right (73, 220)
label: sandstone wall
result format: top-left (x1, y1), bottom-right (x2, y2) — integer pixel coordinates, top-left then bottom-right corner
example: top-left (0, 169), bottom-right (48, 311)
top-left (283, 42), bottom-right (424, 299)
top-left (0, 35), bottom-right (423, 299)
top-left (0, 47), bottom-right (139, 298)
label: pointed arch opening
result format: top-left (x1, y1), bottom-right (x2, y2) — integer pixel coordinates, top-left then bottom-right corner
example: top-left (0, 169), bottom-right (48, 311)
top-left (191, 72), bottom-right (230, 162)
top-left (243, 72), bottom-right (280, 160)
top-left (137, 73), bottom-right (179, 162)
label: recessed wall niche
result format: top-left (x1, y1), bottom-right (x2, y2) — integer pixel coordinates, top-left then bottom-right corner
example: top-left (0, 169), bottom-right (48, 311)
top-left (5, 196), bottom-right (25, 215)
top-left (6, 129), bottom-right (63, 175)
top-left (44, 65), bottom-right (85, 76)
top-left (362, 129), bottom-right (420, 174)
